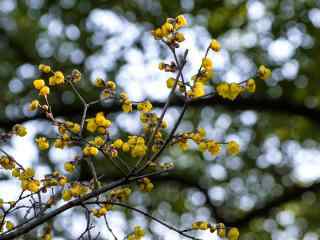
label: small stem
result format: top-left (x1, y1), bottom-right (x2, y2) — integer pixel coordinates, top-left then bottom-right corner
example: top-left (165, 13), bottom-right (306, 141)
top-left (85, 158), bottom-right (100, 189)
top-left (80, 104), bottom-right (88, 137)
top-left (104, 215), bottom-right (118, 240)
top-left (69, 81), bottom-right (87, 106)
top-left (136, 102), bottom-right (188, 174)
top-left (130, 49), bottom-right (189, 176)
top-left (85, 201), bottom-right (202, 240)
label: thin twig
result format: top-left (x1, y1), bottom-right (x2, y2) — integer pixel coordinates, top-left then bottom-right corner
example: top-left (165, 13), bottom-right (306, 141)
top-left (104, 215), bottom-right (118, 240)
top-left (85, 201), bottom-right (202, 240)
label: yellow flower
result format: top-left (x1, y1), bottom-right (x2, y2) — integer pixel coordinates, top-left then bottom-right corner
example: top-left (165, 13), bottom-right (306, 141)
top-left (122, 100), bottom-right (133, 113)
top-left (33, 79), bottom-right (45, 90)
top-left (71, 69), bottom-right (81, 82)
top-left (70, 183), bottom-right (82, 196)
top-left (216, 223), bottom-right (226, 238)
top-left (13, 124), bottom-right (27, 137)
top-left (0, 156), bottom-right (15, 169)
top-left (131, 144), bottom-right (147, 157)
top-left (12, 168), bottom-right (20, 177)
top-left (94, 207), bottom-right (108, 217)
top-left (178, 140), bottom-right (189, 151)
top-left (54, 71), bottom-right (65, 85)
top-left (95, 78), bottom-right (105, 87)
top-left (246, 79), bottom-right (256, 93)
top-left (227, 141), bottom-right (240, 155)
top-left (175, 32), bottom-right (185, 42)
top-left (122, 142), bottom-right (130, 152)
top-left (151, 28), bottom-right (164, 40)
top-left (83, 146), bottom-right (99, 157)
top-left (207, 140), bottom-right (221, 156)
top-left (70, 123), bottom-right (80, 133)
top-left (139, 177), bottom-right (154, 192)
top-left (227, 227), bottom-right (240, 240)
top-left (94, 136), bottom-right (105, 146)
top-left (210, 39), bottom-right (221, 52)
top-left (29, 100), bottom-right (40, 111)
top-left (64, 162), bottom-right (75, 173)
top-left (216, 83), bottom-right (241, 100)
top-left (193, 82), bottom-right (205, 98)
top-left (134, 226), bottom-right (145, 237)
top-left (48, 71), bottom-right (65, 85)
top-left (86, 118), bottom-right (97, 133)
top-left (258, 65), bottom-right (272, 80)
top-left (42, 233), bottom-right (52, 240)
top-left (106, 80), bottom-right (116, 90)
top-left (95, 112), bottom-right (111, 128)
top-left (113, 139), bottom-right (124, 149)
top-left (21, 168), bottom-right (35, 179)
top-left (216, 83), bottom-right (229, 99)
top-left (6, 221), bottom-right (14, 230)
top-left (161, 22), bottom-right (173, 36)
top-left (38, 64), bottom-right (51, 73)
top-left (62, 189), bottom-right (72, 201)
top-left (54, 139), bottom-right (65, 149)
top-left (166, 77), bottom-right (175, 88)
top-left (198, 128), bottom-right (206, 137)
top-left (39, 86), bottom-right (50, 96)
top-left (192, 221), bottom-right (209, 230)
top-left (176, 15), bottom-right (187, 29)
top-left (35, 137), bottom-right (49, 150)
top-left (229, 83), bottom-right (242, 100)
top-left (58, 176), bottom-right (68, 186)
top-left (198, 142), bottom-right (207, 152)
top-left (28, 180), bottom-right (40, 192)
top-left (202, 57), bottom-right (213, 70)
top-left (137, 101), bottom-right (153, 113)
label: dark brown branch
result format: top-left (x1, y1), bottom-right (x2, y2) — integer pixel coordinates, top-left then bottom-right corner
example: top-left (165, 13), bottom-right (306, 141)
top-left (0, 169), bottom-right (170, 240)
top-left (224, 181), bottom-right (320, 227)
top-left (1, 95), bottom-right (319, 130)
top-left (152, 175), bottom-right (224, 223)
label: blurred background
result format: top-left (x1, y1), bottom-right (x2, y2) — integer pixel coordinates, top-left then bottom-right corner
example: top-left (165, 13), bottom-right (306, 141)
top-left (0, 0), bottom-right (320, 239)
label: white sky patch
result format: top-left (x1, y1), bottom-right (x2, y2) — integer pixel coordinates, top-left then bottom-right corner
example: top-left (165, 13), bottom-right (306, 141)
top-left (308, 8), bottom-right (320, 28)
top-left (292, 148), bottom-right (320, 183)
top-left (224, 69), bottom-right (241, 83)
top-left (268, 38), bottom-right (295, 62)
top-left (87, 9), bottom-right (124, 34)
top-left (248, 1), bottom-right (265, 20)
top-left (0, 180), bottom-right (21, 201)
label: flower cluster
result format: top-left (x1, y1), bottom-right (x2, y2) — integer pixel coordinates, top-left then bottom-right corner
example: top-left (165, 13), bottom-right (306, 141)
top-left (42, 171), bottom-right (68, 188)
top-left (86, 112), bottom-right (112, 134)
top-left (91, 203), bottom-right (113, 218)
top-left (173, 128), bottom-right (241, 156)
top-left (138, 177), bottom-right (154, 192)
top-left (62, 182), bottom-right (88, 201)
top-left (19, 168), bottom-right (41, 193)
top-left (33, 65), bottom-right (66, 96)
top-left (191, 221), bottom-right (239, 240)
top-left (113, 136), bottom-right (148, 158)
top-left (152, 16), bottom-right (224, 100)
top-left (128, 226), bottom-right (145, 240)
top-left (151, 15), bottom-right (187, 43)
top-left (35, 137), bottom-right (49, 150)
top-left (12, 124), bottom-right (27, 137)
top-left (109, 187), bottom-right (132, 201)
top-left (95, 78), bottom-right (117, 98)
top-left (120, 92), bottom-right (133, 113)
top-left (216, 64), bottom-right (271, 101)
